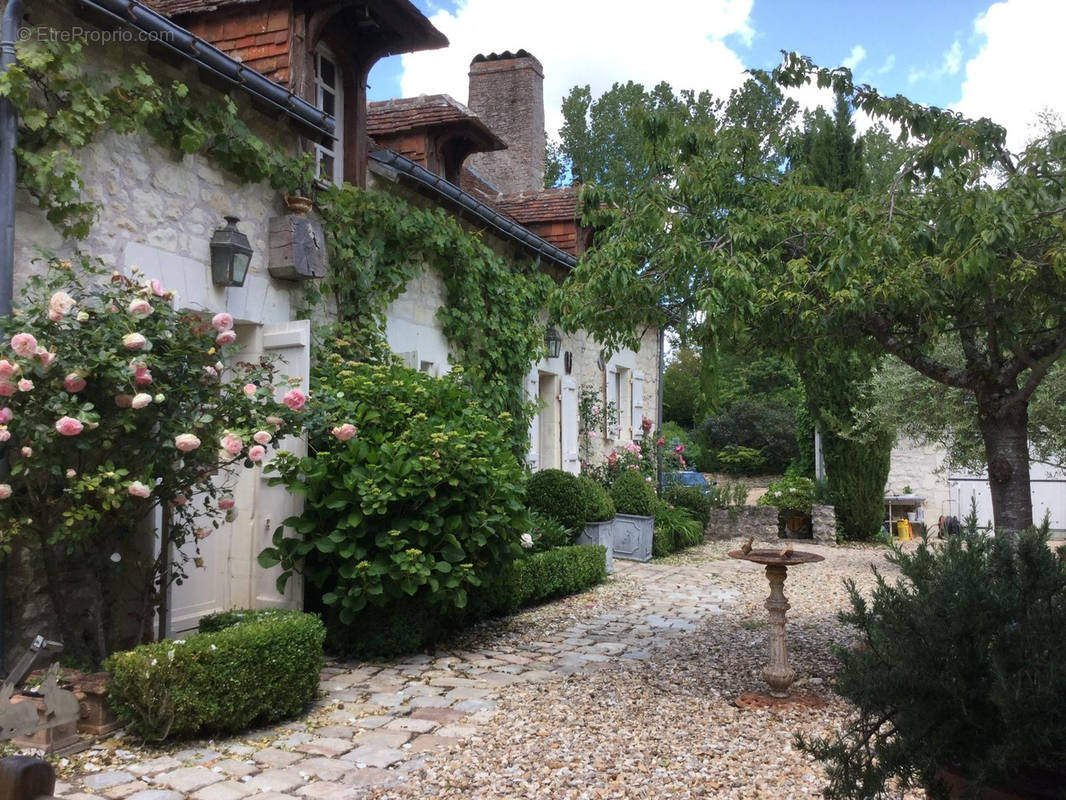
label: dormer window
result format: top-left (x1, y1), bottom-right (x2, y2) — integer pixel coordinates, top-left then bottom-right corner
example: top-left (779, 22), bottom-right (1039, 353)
top-left (313, 45), bottom-right (344, 184)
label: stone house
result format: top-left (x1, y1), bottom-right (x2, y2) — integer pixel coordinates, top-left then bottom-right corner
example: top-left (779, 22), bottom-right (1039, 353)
top-left (2, 0), bottom-right (660, 659)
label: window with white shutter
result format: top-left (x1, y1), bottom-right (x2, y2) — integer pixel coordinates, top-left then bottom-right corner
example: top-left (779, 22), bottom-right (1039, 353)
top-left (632, 371), bottom-right (645, 439)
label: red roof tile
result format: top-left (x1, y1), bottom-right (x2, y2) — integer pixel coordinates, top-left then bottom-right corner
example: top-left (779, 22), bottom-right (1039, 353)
top-left (367, 95), bottom-right (505, 150)
top-left (493, 187), bottom-right (580, 224)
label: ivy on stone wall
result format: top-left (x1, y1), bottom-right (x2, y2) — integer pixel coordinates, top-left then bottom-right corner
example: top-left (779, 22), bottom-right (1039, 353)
top-left (0, 38), bottom-right (550, 440)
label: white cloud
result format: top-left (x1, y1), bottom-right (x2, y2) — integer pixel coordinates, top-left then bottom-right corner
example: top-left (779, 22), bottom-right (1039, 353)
top-left (955, 0), bottom-right (1066, 151)
top-left (841, 45), bottom-right (866, 71)
top-left (397, 0), bottom-right (755, 137)
top-left (908, 39), bottom-right (961, 85)
top-left (875, 54), bottom-right (895, 75)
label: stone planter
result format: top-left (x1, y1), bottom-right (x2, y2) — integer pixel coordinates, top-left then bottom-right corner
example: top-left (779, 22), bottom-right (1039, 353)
top-left (612, 514), bottom-right (654, 562)
top-left (68, 672), bottom-right (122, 736)
top-left (10, 695), bottom-right (83, 754)
top-left (577, 519), bottom-right (615, 573)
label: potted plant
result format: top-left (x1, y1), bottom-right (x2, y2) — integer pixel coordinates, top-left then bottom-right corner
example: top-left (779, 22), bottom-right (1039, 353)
top-left (270, 150), bottom-right (317, 214)
top-left (798, 528), bottom-right (1066, 799)
top-left (609, 469), bottom-right (657, 562)
top-left (576, 475), bottom-right (616, 572)
top-left (758, 475), bottom-right (815, 537)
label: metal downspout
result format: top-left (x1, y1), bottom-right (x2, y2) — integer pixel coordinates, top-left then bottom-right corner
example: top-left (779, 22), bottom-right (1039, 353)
top-left (0, 0), bottom-right (25, 672)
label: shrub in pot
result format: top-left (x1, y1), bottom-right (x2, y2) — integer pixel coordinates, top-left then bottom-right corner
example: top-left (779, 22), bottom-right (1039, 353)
top-left (526, 468), bottom-right (587, 532)
top-left (609, 470), bottom-right (657, 561)
top-left (798, 528), bottom-right (1066, 799)
top-left (576, 475), bottom-right (616, 571)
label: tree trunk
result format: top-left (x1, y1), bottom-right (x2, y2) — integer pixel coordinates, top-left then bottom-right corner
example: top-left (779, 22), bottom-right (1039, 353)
top-left (976, 394), bottom-right (1033, 533)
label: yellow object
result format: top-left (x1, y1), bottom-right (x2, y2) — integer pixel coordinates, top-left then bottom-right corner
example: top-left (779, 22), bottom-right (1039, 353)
top-left (896, 519), bottom-right (912, 541)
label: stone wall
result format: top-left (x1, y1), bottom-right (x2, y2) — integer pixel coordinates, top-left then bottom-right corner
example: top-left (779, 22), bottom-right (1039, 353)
top-left (705, 507), bottom-right (780, 543)
top-left (811, 505), bottom-right (837, 545)
top-left (886, 436), bottom-right (952, 523)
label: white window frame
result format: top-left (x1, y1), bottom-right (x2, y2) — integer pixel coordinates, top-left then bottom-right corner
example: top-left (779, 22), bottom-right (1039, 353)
top-left (313, 45), bottom-right (344, 185)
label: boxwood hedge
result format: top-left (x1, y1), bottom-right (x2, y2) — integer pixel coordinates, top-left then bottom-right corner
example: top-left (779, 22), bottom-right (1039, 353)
top-left (105, 609), bottom-right (324, 741)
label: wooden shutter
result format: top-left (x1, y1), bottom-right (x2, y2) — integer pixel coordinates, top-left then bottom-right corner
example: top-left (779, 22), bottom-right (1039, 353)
top-left (606, 367), bottom-right (619, 439)
top-left (561, 377), bottom-right (580, 474)
top-left (525, 371), bottom-right (540, 470)
top-left (632, 371), bottom-right (645, 439)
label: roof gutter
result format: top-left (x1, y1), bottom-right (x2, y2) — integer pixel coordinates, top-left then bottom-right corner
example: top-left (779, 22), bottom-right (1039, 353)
top-left (369, 149), bottom-right (577, 271)
top-left (77, 0), bottom-right (334, 141)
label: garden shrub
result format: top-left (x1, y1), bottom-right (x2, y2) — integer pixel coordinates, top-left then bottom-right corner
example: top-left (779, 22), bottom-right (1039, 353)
top-left (652, 527), bottom-right (675, 558)
top-left (653, 502), bottom-right (703, 557)
top-left (758, 475), bottom-right (816, 515)
top-left (698, 400), bottom-right (799, 474)
top-left (824, 427), bottom-right (893, 541)
top-left (658, 421), bottom-right (704, 470)
top-left (610, 469), bottom-right (658, 516)
top-left (577, 475), bottom-right (615, 523)
top-left (526, 468), bottom-right (587, 531)
top-left (526, 510), bottom-right (573, 552)
top-left (471, 545), bottom-right (608, 616)
top-left (105, 610), bottom-right (324, 741)
top-left (324, 596), bottom-right (441, 658)
top-left (714, 444), bottom-right (766, 474)
top-left (260, 363), bottom-right (527, 629)
top-left (664, 485), bottom-right (712, 521)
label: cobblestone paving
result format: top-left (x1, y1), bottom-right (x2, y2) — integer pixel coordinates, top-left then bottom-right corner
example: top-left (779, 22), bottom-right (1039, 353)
top-left (52, 540), bottom-right (901, 799)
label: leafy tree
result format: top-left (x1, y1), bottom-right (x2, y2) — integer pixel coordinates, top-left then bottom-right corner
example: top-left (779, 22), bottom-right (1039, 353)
top-left (662, 348), bottom-right (702, 428)
top-left (561, 56), bottom-right (1066, 531)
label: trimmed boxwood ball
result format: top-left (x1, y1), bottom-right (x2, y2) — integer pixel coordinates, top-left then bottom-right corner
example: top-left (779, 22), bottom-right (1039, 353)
top-left (105, 609), bottom-right (324, 741)
top-left (663, 484), bottom-right (712, 522)
top-left (577, 475), bottom-right (615, 523)
top-left (610, 469), bottom-right (658, 516)
top-left (527, 468), bottom-right (587, 531)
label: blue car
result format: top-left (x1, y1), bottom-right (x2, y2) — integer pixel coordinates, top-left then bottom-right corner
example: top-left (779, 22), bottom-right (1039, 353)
top-left (661, 470), bottom-right (714, 494)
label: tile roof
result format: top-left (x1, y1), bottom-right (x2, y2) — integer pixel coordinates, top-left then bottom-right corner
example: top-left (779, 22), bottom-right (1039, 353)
top-left (493, 187), bottom-right (580, 224)
top-left (366, 95), bottom-right (506, 150)
top-left (145, 0), bottom-right (252, 15)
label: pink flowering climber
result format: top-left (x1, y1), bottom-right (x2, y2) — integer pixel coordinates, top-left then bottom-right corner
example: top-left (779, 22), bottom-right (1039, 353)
top-left (0, 429), bottom-right (9, 442)
top-left (55, 416), bottom-right (84, 436)
top-left (0, 484), bottom-right (10, 500)
top-left (63, 374), bottom-right (87, 393)
top-left (10, 333), bottom-right (37, 358)
top-left (49, 291), bottom-right (76, 318)
top-left (174, 433), bottom-right (201, 452)
top-left (131, 393), bottom-right (153, 409)
top-left (122, 332), bottom-right (147, 350)
top-left (0, 359), bottom-right (16, 378)
top-left (36, 348), bottom-right (56, 369)
top-left (0, 407), bottom-right (11, 424)
top-left (0, 381), bottom-right (14, 397)
top-left (221, 432), bottom-right (243, 455)
top-left (247, 445), bottom-right (266, 462)
top-left (16, 379), bottom-right (32, 392)
top-left (218, 496), bottom-right (235, 510)
top-left (215, 330), bottom-right (237, 346)
top-left (252, 430), bottom-right (272, 445)
top-left (128, 481), bottom-right (151, 498)
top-left (128, 298), bottom-right (152, 317)
top-left (133, 367), bottom-right (153, 386)
top-left (149, 279), bottom-right (167, 298)
top-left (243, 383), bottom-right (257, 398)
top-left (331, 423), bottom-right (358, 441)
top-left (211, 312), bottom-right (234, 332)
top-left (282, 388), bottom-right (307, 411)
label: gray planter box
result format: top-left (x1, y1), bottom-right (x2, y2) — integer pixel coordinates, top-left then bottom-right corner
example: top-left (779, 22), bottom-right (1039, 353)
top-left (577, 519), bottom-right (615, 573)
top-left (612, 513), bottom-right (654, 562)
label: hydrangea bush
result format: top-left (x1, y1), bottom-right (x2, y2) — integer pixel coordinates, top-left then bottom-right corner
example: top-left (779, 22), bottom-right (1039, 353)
top-left (0, 257), bottom-right (302, 665)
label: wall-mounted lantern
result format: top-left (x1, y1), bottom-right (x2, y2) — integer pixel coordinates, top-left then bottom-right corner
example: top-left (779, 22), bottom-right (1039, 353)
top-left (210, 216), bottom-right (253, 287)
top-left (545, 325), bottom-right (562, 359)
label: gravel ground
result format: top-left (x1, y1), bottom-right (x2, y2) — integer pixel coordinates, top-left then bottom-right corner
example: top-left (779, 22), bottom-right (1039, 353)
top-left (359, 538), bottom-right (918, 800)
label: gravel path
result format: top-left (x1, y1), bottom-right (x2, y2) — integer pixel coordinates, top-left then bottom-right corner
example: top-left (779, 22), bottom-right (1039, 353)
top-left (49, 537), bottom-right (918, 800)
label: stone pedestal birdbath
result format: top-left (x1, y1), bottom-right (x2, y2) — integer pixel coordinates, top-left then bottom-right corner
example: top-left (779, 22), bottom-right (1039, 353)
top-left (729, 548), bottom-right (824, 697)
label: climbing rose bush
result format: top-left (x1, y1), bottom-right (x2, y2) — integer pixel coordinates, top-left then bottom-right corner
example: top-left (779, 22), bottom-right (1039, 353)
top-left (0, 257), bottom-right (304, 663)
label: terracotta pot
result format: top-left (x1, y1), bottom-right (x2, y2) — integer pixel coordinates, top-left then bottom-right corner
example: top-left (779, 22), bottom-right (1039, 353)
top-left (284, 194), bottom-right (313, 215)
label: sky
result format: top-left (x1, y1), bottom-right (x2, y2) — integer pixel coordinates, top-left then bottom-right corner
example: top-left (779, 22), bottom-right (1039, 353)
top-left (366, 0), bottom-right (1066, 152)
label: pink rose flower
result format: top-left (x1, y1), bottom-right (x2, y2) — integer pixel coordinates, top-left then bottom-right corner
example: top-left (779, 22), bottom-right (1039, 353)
top-left (215, 330), bottom-right (237, 346)
top-left (128, 298), bottom-right (152, 317)
top-left (674, 444), bottom-right (684, 454)
top-left (133, 367), bottom-right (153, 386)
top-left (174, 433), bottom-right (201, 452)
top-left (66, 469), bottom-right (76, 479)
top-left (0, 407), bottom-right (11, 424)
top-left (204, 366), bottom-right (218, 379)
top-left (195, 528), bottom-right (210, 540)
top-left (0, 381), bottom-right (14, 397)
top-left (17, 379), bottom-right (32, 392)
top-left (282, 388), bottom-right (307, 411)
top-left (115, 394), bottom-right (133, 408)
top-left (55, 416), bottom-right (84, 436)
top-left (221, 432), bottom-right (243, 455)
top-left (64, 374), bottom-right (87, 393)
top-left (247, 445), bottom-right (266, 462)
top-left (218, 496), bottom-right (235, 510)
top-left (49, 291), bottom-right (76, 317)
top-left (149, 279), bottom-right (166, 298)
top-left (127, 481), bottom-right (151, 498)
top-left (243, 383), bottom-right (257, 398)
top-left (131, 393), bottom-right (153, 409)
top-left (331, 423), bottom-right (358, 441)
top-left (252, 430), bottom-right (272, 445)
top-left (20, 446), bottom-right (32, 458)
top-left (47, 310), bottom-right (62, 322)
top-left (11, 333), bottom-right (38, 358)
top-left (0, 429), bottom-right (9, 442)
top-left (211, 312), bottom-right (234, 332)
top-left (36, 348), bottom-right (56, 369)
top-left (265, 415), bottom-right (283, 428)
top-left (656, 437), bottom-right (665, 447)
top-left (122, 332), bottom-right (147, 350)
top-left (0, 484), bottom-right (10, 500)
top-left (173, 495), bottom-right (187, 506)
top-left (0, 359), bottom-right (17, 378)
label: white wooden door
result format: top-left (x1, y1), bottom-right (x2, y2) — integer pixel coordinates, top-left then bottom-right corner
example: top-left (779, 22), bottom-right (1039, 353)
top-left (561, 377), bottom-right (580, 474)
top-left (252, 320), bottom-right (310, 610)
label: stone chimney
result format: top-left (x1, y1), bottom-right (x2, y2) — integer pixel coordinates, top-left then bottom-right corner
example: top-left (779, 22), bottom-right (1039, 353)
top-left (466, 50), bottom-right (545, 195)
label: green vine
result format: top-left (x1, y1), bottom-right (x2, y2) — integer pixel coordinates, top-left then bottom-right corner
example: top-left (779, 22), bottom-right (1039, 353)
top-left (0, 37), bottom-right (550, 446)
